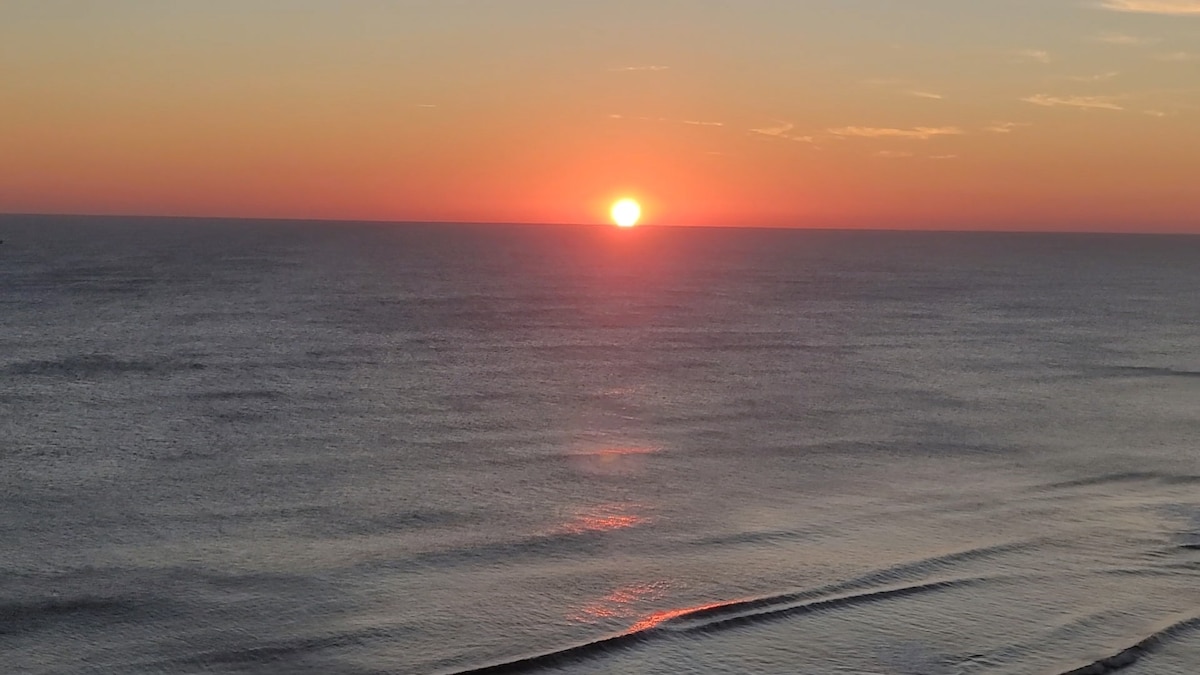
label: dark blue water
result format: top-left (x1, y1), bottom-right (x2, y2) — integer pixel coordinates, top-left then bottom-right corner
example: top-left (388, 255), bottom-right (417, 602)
top-left (2, 215), bottom-right (1198, 674)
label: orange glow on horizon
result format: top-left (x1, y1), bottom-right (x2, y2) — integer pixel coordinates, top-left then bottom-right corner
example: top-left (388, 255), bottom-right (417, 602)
top-left (4, 5), bottom-right (1200, 232)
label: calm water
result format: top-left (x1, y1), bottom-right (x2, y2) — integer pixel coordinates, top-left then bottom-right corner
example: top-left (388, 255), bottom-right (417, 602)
top-left (2, 215), bottom-right (1198, 675)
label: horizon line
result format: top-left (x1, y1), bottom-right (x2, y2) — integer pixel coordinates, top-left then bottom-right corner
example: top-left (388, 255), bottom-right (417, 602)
top-left (1, 211), bottom-right (1197, 237)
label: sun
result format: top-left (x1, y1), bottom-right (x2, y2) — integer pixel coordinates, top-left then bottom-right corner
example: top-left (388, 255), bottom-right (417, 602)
top-left (610, 198), bottom-right (641, 228)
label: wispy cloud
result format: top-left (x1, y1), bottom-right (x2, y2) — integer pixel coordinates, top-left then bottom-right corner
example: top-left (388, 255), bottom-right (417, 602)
top-left (610, 113), bottom-right (724, 127)
top-left (1155, 51), bottom-right (1200, 61)
top-left (1092, 32), bottom-right (1159, 45)
top-left (1096, 0), bottom-right (1200, 15)
top-left (863, 79), bottom-right (945, 100)
top-left (875, 151), bottom-right (959, 160)
top-left (1022, 94), bottom-right (1124, 110)
top-left (610, 65), bottom-right (670, 72)
top-left (984, 121), bottom-right (1031, 133)
top-left (829, 126), bottom-right (965, 140)
top-left (750, 122), bottom-right (815, 143)
top-left (1014, 49), bottom-right (1052, 63)
top-left (1144, 109), bottom-right (1169, 117)
top-left (751, 122), bottom-right (794, 137)
top-left (1066, 71), bottom-right (1121, 82)
top-left (415, 104), bottom-right (438, 108)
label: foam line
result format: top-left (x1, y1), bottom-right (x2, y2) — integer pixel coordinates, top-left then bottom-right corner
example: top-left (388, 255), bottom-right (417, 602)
top-left (1056, 615), bottom-right (1200, 675)
top-left (443, 631), bottom-right (653, 675)
top-left (679, 578), bottom-right (982, 634)
top-left (668, 541), bottom-right (1030, 630)
top-left (444, 577), bottom-right (978, 675)
top-left (445, 543), bottom-right (1031, 674)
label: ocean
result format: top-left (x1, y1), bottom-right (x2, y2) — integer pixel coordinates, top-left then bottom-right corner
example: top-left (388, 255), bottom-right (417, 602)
top-left (1, 215), bottom-right (1198, 675)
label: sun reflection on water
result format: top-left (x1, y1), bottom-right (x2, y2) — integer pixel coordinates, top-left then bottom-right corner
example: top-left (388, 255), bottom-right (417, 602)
top-left (566, 444), bottom-right (661, 476)
top-left (553, 503), bottom-right (649, 535)
top-left (571, 581), bottom-right (730, 635)
top-left (572, 582), bottom-right (669, 622)
top-left (627, 601), bottom-right (728, 632)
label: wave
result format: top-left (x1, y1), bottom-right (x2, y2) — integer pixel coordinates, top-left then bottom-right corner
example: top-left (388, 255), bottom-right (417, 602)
top-left (686, 527), bottom-right (821, 549)
top-left (187, 389), bottom-right (284, 402)
top-left (2, 353), bottom-right (205, 378)
top-left (797, 540), bottom-right (1035, 593)
top-left (169, 626), bottom-right (399, 670)
top-left (444, 576), bottom-right (982, 674)
top-left (1102, 366), bottom-right (1200, 379)
top-left (660, 541), bottom-right (1034, 629)
top-left (0, 596), bottom-right (141, 636)
top-left (680, 578), bottom-right (985, 635)
top-left (446, 580), bottom-right (979, 674)
top-left (0, 392), bottom-right (32, 405)
top-left (448, 586), bottom-right (1200, 675)
top-left (1043, 471), bottom-right (1200, 491)
top-left (311, 508), bottom-right (480, 538)
top-left (1056, 614), bottom-right (1200, 675)
top-left (442, 543), bottom-right (1034, 673)
top-left (444, 540), bottom-right (1154, 674)
top-left (442, 631), bottom-right (653, 675)
top-left (367, 529), bottom-right (634, 574)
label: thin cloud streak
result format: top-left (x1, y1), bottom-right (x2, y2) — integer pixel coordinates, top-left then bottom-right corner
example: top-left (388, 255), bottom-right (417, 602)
top-left (1097, 0), bottom-right (1200, 15)
top-left (610, 114), bottom-right (724, 127)
top-left (1014, 49), bottom-right (1052, 63)
top-left (874, 151), bottom-right (959, 160)
top-left (908, 91), bottom-right (945, 100)
top-left (1092, 33), bottom-right (1159, 45)
top-left (1065, 72), bottom-right (1121, 82)
top-left (751, 122), bottom-right (795, 137)
top-left (1022, 94), bottom-right (1124, 110)
top-left (829, 126), bottom-right (965, 140)
top-left (750, 122), bottom-right (815, 143)
top-left (610, 65), bottom-right (671, 72)
top-left (985, 121), bottom-right (1031, 133)
top-left (1156, 51), bottom-right (1200, 61)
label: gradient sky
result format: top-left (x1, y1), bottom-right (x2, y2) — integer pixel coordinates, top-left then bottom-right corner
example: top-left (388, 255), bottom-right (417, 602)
top-left (3, 1), bottom-right (1200, 231)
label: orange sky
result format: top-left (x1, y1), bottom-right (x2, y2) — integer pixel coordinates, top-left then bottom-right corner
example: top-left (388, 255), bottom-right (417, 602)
top-left (3, 1), bottom-right (1200, 231)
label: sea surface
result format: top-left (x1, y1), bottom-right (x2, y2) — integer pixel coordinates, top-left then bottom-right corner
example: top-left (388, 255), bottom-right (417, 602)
top-left (2, 215), bottom-right (1198, 675)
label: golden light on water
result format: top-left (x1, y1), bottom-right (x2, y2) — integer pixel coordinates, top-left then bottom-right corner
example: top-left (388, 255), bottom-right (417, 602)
top-left (611, 199), bottom-right (641, 228)
top-left (553, 503), bottom-right (647, 535)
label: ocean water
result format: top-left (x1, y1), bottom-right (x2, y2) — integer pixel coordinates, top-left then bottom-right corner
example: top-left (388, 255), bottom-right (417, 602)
top-left (1, 215), bottom-right (1198, 675)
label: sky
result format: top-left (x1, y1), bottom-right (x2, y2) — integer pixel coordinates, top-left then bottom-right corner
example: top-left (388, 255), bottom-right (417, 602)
top-left (3, 0), bottom-right (1200, 231)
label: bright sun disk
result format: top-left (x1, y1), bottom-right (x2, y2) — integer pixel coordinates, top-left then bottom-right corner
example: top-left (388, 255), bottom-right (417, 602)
top-left (611, 199), bottom-right (641, 228)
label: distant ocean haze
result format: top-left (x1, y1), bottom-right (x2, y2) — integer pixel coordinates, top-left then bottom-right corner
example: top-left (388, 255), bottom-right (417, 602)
top-left (1, 215), bottom-right (1199, 674)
